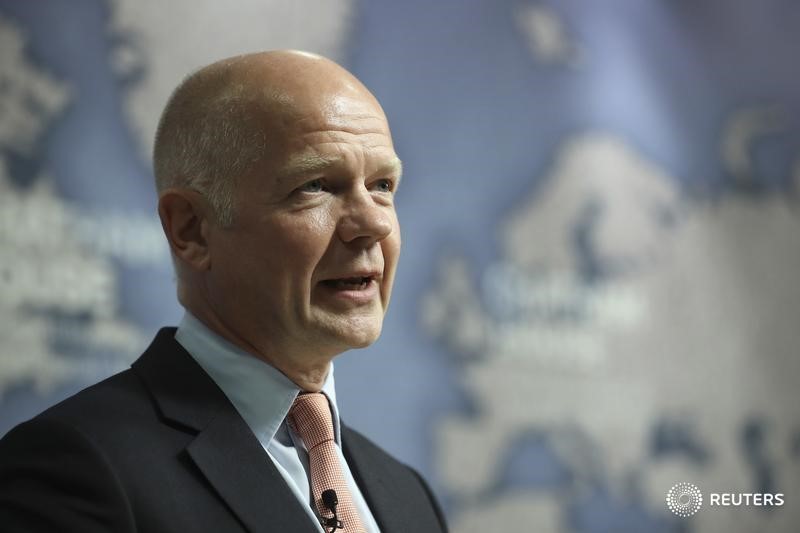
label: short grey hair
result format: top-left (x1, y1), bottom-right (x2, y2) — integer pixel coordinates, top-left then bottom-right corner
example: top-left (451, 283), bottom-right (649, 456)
top-left (152, 60), bottom-right (267, 227)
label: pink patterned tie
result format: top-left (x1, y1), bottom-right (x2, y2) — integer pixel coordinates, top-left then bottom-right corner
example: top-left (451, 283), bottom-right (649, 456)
top-left (287, 393), bottom-right (366, 533)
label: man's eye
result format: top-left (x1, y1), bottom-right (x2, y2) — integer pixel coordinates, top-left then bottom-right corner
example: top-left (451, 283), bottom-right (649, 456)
top-left (298, 179), bottom-right (324, 193)
top-left (373, 179), bottom-right (393, 193)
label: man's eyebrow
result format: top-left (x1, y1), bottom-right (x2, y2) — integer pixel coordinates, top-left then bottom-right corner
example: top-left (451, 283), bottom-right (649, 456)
top-left (280, 154), bottom-right (337, 178)
top-left (378, 157), bottom-right (403, 183)
top-left (279, 154), bottom-right (403, 182)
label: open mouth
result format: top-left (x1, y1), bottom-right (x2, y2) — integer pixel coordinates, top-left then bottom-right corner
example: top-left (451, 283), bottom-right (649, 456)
top-left (321, 276), bottom-right (373, 290)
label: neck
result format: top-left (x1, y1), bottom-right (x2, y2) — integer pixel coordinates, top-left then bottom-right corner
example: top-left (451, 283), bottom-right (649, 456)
top-left (183, 302), bottom-right (333, 393)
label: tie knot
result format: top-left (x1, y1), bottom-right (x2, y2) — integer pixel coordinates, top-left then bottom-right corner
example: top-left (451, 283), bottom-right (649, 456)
top-left (287, 393), bottom-right (335, 450)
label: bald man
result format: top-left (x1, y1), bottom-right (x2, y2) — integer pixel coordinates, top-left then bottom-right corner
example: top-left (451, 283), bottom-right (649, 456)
top-left (0, 51), bottom-right (448, 533)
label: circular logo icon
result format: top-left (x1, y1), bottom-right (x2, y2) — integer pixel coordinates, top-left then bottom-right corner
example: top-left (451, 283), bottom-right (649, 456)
top-left (666, 482), bottom-right (703, 517)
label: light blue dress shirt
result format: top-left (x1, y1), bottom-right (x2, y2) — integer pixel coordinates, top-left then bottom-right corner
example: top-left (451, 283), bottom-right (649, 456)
top-left (175, 312), bottom-right (381, 533)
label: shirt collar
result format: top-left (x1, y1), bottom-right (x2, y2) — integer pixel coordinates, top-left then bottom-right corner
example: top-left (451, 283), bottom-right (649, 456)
top-left (174, 311), bottom-right (341, 446)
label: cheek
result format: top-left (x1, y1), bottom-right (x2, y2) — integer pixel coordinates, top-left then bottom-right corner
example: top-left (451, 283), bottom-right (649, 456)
top-left (206, 232), bottom-right (264, 311)
top-left (270, 212), bottom-right (335, 276)
top-left (381, 222), bottom-right (402, 292)
top-left (385, 216), bottom-right (401, 265)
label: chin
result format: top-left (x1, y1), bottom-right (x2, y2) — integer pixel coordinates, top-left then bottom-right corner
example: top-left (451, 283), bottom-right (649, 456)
top-left (337, 317), bottom-right (383, 349)
top-left (309, 308), bottom-right (385, 351)
top-left (345, 327), bottom-right (382, 349)
top-left (347, 334), bottom-right (379, 349)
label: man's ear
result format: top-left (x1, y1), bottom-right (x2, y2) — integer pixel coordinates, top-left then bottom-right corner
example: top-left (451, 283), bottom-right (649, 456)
top-left (157, 189), bottom-right (213, 272)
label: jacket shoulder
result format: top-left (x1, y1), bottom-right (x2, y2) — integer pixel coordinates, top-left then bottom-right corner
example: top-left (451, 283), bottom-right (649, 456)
top-left (34, 368), bottom-right (154, 434)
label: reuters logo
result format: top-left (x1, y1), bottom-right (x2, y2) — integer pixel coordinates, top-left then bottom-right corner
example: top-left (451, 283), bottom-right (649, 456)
top-left (666, 482), bottom-right (703, 517)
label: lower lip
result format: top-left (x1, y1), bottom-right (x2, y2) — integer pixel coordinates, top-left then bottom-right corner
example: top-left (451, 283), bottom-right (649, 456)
top-left (318, 279), bottom-right (379, 304)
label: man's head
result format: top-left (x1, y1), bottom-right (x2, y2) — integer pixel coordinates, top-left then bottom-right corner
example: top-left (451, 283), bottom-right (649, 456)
top-left (154, 51), bottom-right (402, 390)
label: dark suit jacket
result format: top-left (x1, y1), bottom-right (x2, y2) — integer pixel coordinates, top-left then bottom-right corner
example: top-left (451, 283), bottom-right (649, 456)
top-left (0, 328), bottom-right (448, 532)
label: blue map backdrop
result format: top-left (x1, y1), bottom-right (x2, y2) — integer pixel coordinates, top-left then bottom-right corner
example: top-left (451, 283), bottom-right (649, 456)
top-left (1, 1), bottom-right (799, 531)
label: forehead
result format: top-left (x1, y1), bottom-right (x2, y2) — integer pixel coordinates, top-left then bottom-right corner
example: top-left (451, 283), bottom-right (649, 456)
top-left (265, 93), bottom-right (398, 175)
top-left (285, 92), bottom-right (391, 141)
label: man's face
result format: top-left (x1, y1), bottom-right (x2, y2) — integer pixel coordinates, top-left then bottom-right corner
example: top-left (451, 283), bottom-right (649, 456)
top-left (204, 88), bottom-right (401, 359)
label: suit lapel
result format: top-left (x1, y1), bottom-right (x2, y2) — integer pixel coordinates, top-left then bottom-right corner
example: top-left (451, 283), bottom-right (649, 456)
top-left (132, 328), bottom-right (317, 533)
top-left (186, 414), bottom-right (317, 533)
top-left (342, 427), bottom-right (409, 532)
top-left (342, 426), bottom-right (447, 533)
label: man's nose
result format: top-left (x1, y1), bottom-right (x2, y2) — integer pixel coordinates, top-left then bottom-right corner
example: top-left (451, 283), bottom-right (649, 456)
top-left (336, 190), bottom-right (393, 245)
